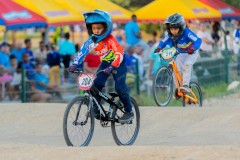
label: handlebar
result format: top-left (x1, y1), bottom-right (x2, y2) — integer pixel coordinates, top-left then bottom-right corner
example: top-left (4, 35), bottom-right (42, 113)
top-left (70, 68), bottom-right (117, 75)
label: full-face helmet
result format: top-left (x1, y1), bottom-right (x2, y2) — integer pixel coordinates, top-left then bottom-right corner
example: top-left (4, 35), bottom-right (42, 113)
top-left (164, 13), bottom-right (186, 41)
top-left (84, 9), bottom-right (112, 43)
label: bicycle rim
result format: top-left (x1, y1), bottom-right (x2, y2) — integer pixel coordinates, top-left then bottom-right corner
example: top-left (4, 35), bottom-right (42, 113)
top-left (153, 67), bottom-right (173, 106)
top-left (63, 96), bottom-right (95, 147)
top-left (111, 97), bottom-right (140, 145)
top-left (189, 82), bottom-right (203, 107)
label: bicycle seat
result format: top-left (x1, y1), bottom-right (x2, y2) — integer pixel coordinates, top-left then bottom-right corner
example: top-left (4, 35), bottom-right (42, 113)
top-left (109, 92), bottom-right (119, 98)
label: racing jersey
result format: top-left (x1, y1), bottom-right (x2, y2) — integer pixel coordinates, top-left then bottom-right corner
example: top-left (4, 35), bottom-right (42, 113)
top-left (234, 29), bottom-right (240, 43)
top-left (73, 34), bottom-right (124, 68)
top-left (158, 28), bottom-right (202, 53)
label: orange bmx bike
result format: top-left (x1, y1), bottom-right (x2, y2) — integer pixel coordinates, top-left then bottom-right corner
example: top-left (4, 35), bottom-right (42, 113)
top-left (152, 47), bottom-right (203, 107)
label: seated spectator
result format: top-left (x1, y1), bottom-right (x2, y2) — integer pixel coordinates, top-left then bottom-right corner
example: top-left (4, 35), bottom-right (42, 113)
top-left (7, 55), bottom-right (21, 100)
top-left (23, 38), bottom-right (35, 66)
top-left (133, 44), bottom-right (144, 81)
top-left (125, 46), bottom-right (137, 74)
top-left (18, 53), bottom-right (35, 80)
top-left (46, 44), bottom-right (61, 87)
top-left (11, 40), bottom-right (25, 62)
top-left (34, 41), bottom-right (47, 64)
top-left (0, 42), bottom-right (11, 69)
top-left (34, 63), bottom-right (62, 99)
top-left (84, 51), bottom-right (101, 73)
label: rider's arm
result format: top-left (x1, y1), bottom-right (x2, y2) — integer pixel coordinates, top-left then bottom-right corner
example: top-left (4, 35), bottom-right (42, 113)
top-left (108, 35), bottom-right (124, 68)
top-left (157, 35), bottom-right (171, 49)
top-left (186, 29), bottom-right (202, 51)
top-left (73, 37), bottom-right (95, 65)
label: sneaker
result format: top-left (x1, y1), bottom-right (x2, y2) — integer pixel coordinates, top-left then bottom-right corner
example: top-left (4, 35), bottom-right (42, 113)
top-left (180, 85), bottom-right (190, 93)
top-left (118, 112), bottom-right (134, 123)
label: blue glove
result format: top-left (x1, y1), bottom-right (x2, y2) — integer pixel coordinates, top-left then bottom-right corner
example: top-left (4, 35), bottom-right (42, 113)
top-left (104, 66), bottom-right (113, 75)
top-left (69, 64), bottom-right (78, 73)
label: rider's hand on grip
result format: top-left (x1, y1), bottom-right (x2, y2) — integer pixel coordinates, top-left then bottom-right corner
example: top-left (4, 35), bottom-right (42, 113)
top-left (154, 47), bottom-right (162, 53)
top-left (187, 48), bottom-right (195, 54)
top-left (69, 64), bottom-right (78, 73)
top-left (104, 66), bottom-right (113, 75)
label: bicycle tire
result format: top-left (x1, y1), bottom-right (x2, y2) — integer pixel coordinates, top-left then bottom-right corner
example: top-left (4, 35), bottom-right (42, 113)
top-left (189, 82), bottom-right (203, 107)
top-left (153, 66), bottom-right (173, 106)
top-left (111, 97), bottom-right (140, 145)
top-left (63, 96), bottom-right (95, 147)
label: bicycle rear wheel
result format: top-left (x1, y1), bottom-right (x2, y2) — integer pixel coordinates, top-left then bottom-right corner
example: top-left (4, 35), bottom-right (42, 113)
top-left (111, 97), bottom-right (140, 145)
top-left (153, 66), bottom-right (173, 106)
top-left (189, 82), bottom-right (203, 107)
top-left (63, 96), bottom-right (95, 147)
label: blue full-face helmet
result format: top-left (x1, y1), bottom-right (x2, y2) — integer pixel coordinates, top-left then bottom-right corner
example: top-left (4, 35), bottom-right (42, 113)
top-left (84, 9), bottom-right (112, 43)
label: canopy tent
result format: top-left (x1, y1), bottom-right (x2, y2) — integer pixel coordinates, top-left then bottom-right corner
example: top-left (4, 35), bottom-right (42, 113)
top-left (199, 0), bottom-right (240, 19)
top-left (135, 0), bottom-right (221, 23)
top-left (13, 0), bottom-right (84, 26)
top-left (0, 0), bottom-right (46, 30)
top-left (65, 0), bottom-right (132, 23)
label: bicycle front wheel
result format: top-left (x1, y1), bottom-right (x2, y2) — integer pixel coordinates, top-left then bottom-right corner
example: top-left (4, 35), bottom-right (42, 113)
top-left (63, 96), bottom-right (95, 147)
top-left (153, 66), bottom-right (173, 106)
top-left (189, 82), bottom-right (203, 107)
top-left (111, 97), bottom-right (140, 145)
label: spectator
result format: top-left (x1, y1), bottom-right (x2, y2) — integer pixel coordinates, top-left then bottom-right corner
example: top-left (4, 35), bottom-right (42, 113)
top-left (112, 23), bottom-right (126, 49)
top-left (218, 30), bottom-right (233, 54)
top-left (197, 23), bottom-right (214, 57)
top-left (84, 51), bottom-right (101, 73)
top-left (46, 44), bottom-right (61, 87)
top-left (233, 20), bottom-right (240, 55)
top-left (34, 63), bottom-right (62, 99)
top-left (11, 40), bottom-right (24, 62)
top-left (34, 41), bottom-right (47, 64)
top-left (133, 44), bottom-right (144, 81)
top-left (149, 33), bottom-right (169, 78)
top-left (18, 53), bottom-right (35, 80)
top-left (125, 46), bottom-right (137, 74)
top-left (124, 14), bottom-right (150, 62)
top-left (0, 42), bottom-right (11, 69)
top-left (58, 32), bottom-right (76, 80)
top-left (23, 38), bottom-right (35, 65)
top-left (211, 21), bottom-right (220, 43)
top-left (7, 55), bottom-right (21, 100)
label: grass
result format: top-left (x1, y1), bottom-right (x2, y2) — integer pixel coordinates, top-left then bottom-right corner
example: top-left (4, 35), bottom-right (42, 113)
top-left (132, 82), bottom-right (239, 106)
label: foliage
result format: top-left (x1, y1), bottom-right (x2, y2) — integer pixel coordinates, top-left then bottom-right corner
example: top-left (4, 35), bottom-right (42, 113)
top-left (223, 0), bottom-right (240, 9)
top-left (109, 0), bottom-right (153, 11)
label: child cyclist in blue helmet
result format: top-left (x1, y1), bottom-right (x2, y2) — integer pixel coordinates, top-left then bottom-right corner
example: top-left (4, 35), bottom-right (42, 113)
top-left (69, 10), bottom-right (133, 123)
top-left (154, 13), bottom-right (202, 92)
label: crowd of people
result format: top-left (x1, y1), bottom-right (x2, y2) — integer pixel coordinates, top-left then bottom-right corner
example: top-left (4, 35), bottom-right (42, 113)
top-left (0, 13), bottom-right (239, 102)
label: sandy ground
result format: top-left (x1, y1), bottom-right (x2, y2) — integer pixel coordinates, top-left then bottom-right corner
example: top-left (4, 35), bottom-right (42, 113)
top-left (0, 92), bottom-right (240, 160)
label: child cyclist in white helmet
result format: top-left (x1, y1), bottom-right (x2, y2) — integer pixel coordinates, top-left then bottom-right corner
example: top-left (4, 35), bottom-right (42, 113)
top-left (69, 10), bottom-right (133, 123)
top-left (154, 13), bottom-right (202, 92)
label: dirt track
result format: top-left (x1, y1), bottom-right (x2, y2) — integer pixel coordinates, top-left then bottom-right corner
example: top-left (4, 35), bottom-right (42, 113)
top-left (0, 93), bottom-right (240, 160)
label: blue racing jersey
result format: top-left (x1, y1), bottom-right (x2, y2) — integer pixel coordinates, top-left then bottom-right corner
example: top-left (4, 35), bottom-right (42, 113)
top-left (158, 28), bottom-right (202, 53)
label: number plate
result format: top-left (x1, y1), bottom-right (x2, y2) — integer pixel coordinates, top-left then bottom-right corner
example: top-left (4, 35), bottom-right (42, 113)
top-left (78, 73), bottom-right (95, 90)
top-left (160, 47), bottom-right (176, 60)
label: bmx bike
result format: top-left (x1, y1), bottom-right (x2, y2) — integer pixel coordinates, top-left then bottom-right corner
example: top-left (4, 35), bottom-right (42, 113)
top-left (153, 47), bottom-right (203, 107)
top-left (63, 69), bottom-right (140, 146)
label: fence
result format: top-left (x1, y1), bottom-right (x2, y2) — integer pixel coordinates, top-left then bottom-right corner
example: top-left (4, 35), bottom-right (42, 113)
top-left (1, 52), bottom-right (240, 103)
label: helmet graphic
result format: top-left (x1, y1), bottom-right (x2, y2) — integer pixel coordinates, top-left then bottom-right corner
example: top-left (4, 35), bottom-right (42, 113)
top-left (164, 13), bottom-right (186, 41)
top-left (84, 9), bottom-right (112, 43)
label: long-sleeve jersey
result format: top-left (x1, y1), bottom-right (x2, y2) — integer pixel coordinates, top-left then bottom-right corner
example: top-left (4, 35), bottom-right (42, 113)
top-left (234, 29), bottom-right (240, 43)
top-left (158, 28), bottom-right (202, 53)
top-left (73, 34), bottom-right (124, 68)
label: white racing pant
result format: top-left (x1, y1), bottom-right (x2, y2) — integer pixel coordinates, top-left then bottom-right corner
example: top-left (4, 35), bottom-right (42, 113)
top-left (176, 52), bottom-right (199, 86)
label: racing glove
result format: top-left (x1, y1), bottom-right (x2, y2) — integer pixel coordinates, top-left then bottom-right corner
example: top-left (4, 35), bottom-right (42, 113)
top-left (187, 48), bottom-right (195, 54)
top-left (154, 47), bottom-right (162, 53)
top-left (69, 64), bottom-right (78, 73)
top-left (104, 66), bottom-right (113, 75)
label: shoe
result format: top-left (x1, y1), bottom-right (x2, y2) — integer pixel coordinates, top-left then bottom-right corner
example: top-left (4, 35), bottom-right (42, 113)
top-left (118, 112), bottom-right (134, 123)
top-left (180, 85), bottom-right (190, 93)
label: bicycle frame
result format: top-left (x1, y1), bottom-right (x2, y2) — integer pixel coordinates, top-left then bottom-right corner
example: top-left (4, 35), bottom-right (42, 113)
top-left (169, 56), bottom-right (199, 105)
